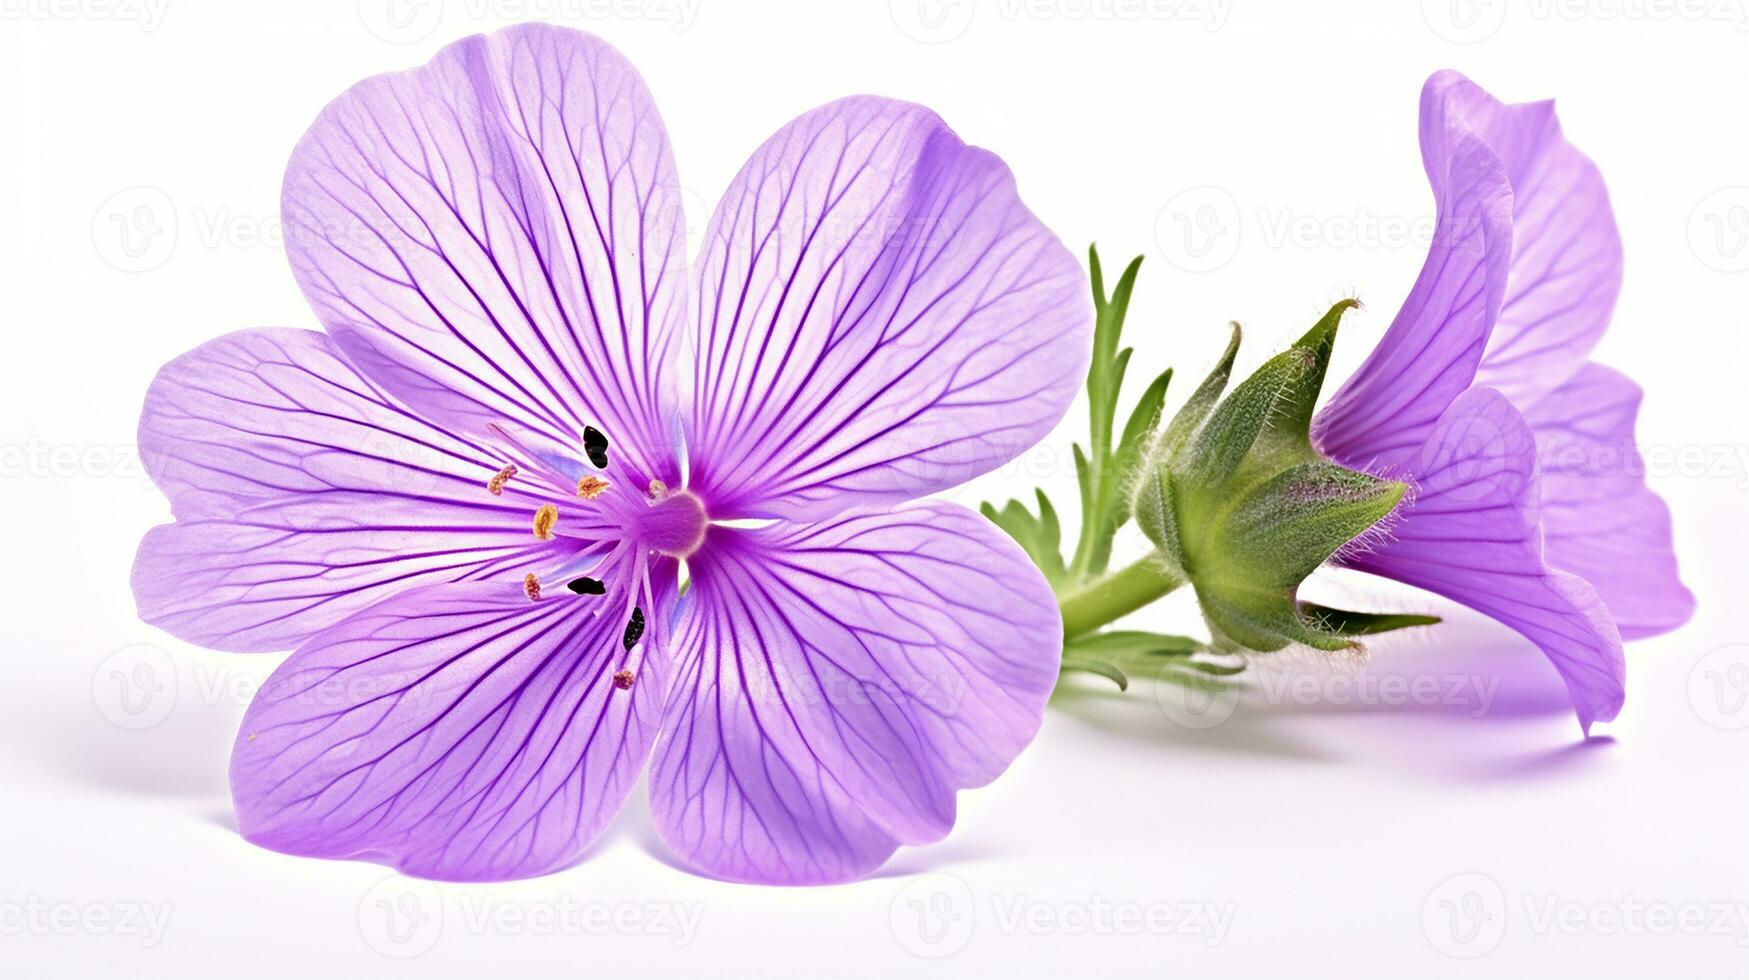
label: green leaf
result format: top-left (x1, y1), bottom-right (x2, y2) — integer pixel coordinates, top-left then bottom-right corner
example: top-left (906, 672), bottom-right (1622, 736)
top-left (1155, 666), bottom-right (1235, 694)
top-left (1061, 656), bottom-right (1130, 691)
top-left (1299, 603), bottom-right (1441, 636)
top-left (1065, 629), bottom-right (1201, 658)
top-left (981, 490), bottom-right (1069, 588)
top-left (1252, 298), bottom-right (1358, 461)
top-left (1181, 345), bottom-right (1310, 488)
top-left (1177, 659), bottom-right (1246, 677)
top-left (1157, 323), bottom-right (1241, 458)
top-left (1115, 367), bottom-right (1172, 487)
top-left (1220, 461), bottom-right (1408, 588)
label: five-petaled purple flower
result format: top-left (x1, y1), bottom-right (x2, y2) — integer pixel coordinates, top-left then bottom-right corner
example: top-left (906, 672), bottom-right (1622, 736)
top-left (1313, 71), bottom-right (1694, 733)
top-left (133, 25), bottom-right (1090, 883)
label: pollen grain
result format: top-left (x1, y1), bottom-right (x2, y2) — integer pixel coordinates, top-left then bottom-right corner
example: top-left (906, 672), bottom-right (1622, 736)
top-left (532, 504), bottom-right (559, 541)
top-left (487, 463), bottom-right (518, 495)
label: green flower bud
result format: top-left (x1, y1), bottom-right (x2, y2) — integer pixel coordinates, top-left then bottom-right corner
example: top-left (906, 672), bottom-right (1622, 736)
top-left (1130, 301), bottom-right (1424, 652)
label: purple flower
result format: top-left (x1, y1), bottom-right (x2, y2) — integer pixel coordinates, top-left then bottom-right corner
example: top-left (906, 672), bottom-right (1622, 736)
top-left (132, 25), bottom-right (1090, 883)
top-left (1312, 71), bottom-right (1694, 733)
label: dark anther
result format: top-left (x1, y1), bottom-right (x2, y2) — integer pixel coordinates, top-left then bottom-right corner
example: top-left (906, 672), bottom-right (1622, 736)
top-left (583, 426), bottom-right (609, 469)
top-left (622, 607), bottom-right (645, 650)
top-left (566, 577), bottom-right (607, 595)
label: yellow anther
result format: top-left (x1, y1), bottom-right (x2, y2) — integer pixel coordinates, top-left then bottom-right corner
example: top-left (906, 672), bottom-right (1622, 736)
top-left (532, 504), bottom-right (559, 541)
top-left (487, 463), bottom-right (518, 495)
top-left (576, 475), bottom-right (610, 499)
top-left (648, 479), bottom-right (668, 501)
top-left (523, 573), bottom-right (542, 601)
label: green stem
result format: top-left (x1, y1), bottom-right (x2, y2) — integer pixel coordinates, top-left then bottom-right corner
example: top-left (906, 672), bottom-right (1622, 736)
top-left (1058, 553), bottom-right (1186, 640)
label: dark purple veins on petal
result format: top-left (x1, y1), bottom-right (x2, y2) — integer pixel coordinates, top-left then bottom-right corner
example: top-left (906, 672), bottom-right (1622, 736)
top-left (622, 607), bottom-right (645, 650)
top-left (567, 576), bottom-right (607, 595)
top-left (583, 426), bottom-right (610, 470)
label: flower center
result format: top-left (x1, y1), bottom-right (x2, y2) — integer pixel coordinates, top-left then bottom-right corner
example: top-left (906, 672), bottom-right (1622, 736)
top-left (628, 488), bottom-right (709, 558)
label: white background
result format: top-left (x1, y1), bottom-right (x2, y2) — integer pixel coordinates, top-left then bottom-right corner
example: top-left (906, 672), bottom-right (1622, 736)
top-left (2, 0), bottom-right (1746, 976)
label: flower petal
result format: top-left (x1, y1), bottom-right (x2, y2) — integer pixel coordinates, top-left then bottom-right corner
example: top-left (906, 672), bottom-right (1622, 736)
top-left (282, 24), bottom-right (686, 485)
top-left (647, 501), bottom-right (1059, 883)
top-left (230, 578), bottom-right (669, 881)
top-left (1347, 387), bottom-right (1625, 733)
top-left (1519, 363), bottom-right (1694, 638)
top-left (682, 97), bottom-right (1090, 521)
top-left (1455, 79), bottom-right (1622, 406)
top-left (1313, 71), bottom-right (1514, 468)
top-left (133, 328), bottom-right (574, 652)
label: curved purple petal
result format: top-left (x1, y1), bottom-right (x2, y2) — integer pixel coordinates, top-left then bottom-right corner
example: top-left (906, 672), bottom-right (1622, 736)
top-left (230, 577), bottom-right (671, 881)
top-left (282, 24), bottom-right (686, 486)
top-left (1452, 78), bottom-right (1622, 405)
top-left (681, 97), bottom-right (1091, 522)
top-left (133, 329), bottom-right (579, 652)
top-left (1346, 387), bottom-right (1625, 732)
top-left (1313, 71), bottom-right (1514, 468)
top-left (1520, 363), bottom-right (1694, 638)
top-left (647, 501), bottom-right (1059, 883)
